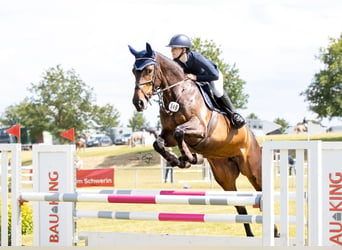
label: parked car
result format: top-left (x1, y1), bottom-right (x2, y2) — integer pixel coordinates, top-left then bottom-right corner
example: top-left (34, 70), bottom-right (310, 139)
top-left (86, 135), bottom-right (113, 147)
top-left (114, 133), bottom-right (131, 145)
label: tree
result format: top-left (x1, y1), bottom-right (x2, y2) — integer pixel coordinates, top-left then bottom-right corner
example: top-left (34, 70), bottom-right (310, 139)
top-left (91, 103), bottom-right (120, 134)
top-left (301, 34), bottom-right (342, 120)
top-left (273, 118), bottom-right (289, 134)
top-left (0, 65), bottom-right (122, 142)
top-left (246, 113), bottom-right (259, 119)
top-left (128, 111), bottom-right (146, 132)
top-left (0, 98), bottom-right (50, 142)
top-left (191, 37), bottom-right (249, 109)
top-left (28, 65), bottom-right (95, 141)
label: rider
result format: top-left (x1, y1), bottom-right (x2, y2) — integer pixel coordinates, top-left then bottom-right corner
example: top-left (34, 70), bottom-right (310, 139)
top-left (166, 34), bottom-right (246, 129)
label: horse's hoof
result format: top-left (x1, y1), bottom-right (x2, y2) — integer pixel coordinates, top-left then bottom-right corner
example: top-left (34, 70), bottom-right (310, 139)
top-left (184, 162), bottom-right (191, 168)
top-left (274, 225), bottom-right (280, 238)
top-left (178, 161), bottom-right (191, 168)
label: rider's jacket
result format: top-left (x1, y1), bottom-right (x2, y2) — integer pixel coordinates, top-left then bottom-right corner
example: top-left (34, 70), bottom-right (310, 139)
top-left (175, 51), bottom-right (219, 83)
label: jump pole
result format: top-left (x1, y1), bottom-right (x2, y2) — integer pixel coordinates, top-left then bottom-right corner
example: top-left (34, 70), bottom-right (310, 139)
top-left (20, 192), bottom-right (261, 206)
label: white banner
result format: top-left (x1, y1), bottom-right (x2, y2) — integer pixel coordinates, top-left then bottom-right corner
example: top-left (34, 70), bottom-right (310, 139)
top-left (320, 142), bottom-right (342, 246)
top-left (322, 142), bottom-right (342, 246)
top-left (33, 145), bottom-right (75, 246)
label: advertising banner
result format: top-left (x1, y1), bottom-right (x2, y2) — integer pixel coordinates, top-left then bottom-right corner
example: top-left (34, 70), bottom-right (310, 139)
top-left (32, 145), bottom-right (75, 246)
top-left (76, 168), bottom-right (114, 187)
top-left (322, 142), bottom-right (342, 246)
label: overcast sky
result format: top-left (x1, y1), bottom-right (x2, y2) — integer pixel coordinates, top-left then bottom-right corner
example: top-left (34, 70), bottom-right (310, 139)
top-left (1, 0), bottom-right (341, 128)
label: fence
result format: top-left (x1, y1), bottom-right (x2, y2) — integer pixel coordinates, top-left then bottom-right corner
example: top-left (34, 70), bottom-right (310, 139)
top-left (1, 141), bottom-right (342, 246)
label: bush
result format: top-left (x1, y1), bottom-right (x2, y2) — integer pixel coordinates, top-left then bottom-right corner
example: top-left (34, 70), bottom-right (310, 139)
top-left (0, 203), bottom-right (33, 245)
top-left (20, 203), bottom-right (33, 235)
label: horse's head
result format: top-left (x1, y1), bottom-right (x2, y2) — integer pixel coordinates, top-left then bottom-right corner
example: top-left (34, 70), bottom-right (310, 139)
top-left (128, 42), bottom-right (159, 111)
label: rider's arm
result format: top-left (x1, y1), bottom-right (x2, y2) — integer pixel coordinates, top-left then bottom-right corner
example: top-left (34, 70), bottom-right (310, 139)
top-left (188, 52), bottom-right (219, 82)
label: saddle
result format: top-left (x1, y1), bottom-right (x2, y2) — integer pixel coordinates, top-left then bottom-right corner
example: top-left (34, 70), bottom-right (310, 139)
top-left (195, 82), bottom-right (226, 115)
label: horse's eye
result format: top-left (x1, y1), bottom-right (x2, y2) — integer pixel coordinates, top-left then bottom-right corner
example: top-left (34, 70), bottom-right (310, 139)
top-left (147, 69), bottom-right (153, 74)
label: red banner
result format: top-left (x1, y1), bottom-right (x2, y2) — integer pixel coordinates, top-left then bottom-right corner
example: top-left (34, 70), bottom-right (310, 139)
top-left (76, 168), bottom-right (114, 188)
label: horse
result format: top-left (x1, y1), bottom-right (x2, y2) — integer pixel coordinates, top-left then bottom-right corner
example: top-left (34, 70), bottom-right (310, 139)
top-left (294, 123), bottom-right (308, 133)
top-left (130, 131), bottom-right (145, 147)
top-left (76, 135), bottom-right (86, 151)
top-left (128, 43), bottom-right (277, 237)
top-left (141, 126), bottom-right (159, 139)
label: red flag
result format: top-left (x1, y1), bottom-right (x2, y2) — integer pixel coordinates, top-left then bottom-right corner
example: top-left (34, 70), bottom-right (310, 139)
top-left (7, 124), bottom-right (21, 143)
top-left (60, 128), bottom-right (75, 141)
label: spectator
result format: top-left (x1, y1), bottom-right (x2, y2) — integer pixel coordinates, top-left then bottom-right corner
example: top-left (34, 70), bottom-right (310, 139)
top-left (75, 156), bottom-right (83, 170)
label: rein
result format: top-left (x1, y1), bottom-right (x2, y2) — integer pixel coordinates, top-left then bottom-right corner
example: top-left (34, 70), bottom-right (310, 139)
top-left (152, 67), bottom-right (190, 114)
top-left (153, 79), bottom-right (185, 95)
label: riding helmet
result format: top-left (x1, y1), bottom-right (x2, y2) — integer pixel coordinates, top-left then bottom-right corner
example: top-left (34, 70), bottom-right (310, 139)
top-left (166, 34), bottom-right (191, 48)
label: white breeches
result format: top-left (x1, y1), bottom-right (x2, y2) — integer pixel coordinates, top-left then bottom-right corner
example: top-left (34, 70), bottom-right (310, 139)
top-left (209, 71), bottom-right (224, 97)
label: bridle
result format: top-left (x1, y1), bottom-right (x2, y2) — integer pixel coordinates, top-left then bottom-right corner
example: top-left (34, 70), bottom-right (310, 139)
top-left (134, 58), bottom-right (187, 107)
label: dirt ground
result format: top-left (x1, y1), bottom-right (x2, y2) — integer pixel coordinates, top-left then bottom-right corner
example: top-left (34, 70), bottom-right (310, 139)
top-left (80, 150), bottom-right (161, 169)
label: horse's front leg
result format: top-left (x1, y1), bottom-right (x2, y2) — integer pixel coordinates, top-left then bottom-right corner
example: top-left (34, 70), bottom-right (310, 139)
top-left (174, 117), bottom-right (206, 166)
top-left (153, 135), bottom-right (185, 167)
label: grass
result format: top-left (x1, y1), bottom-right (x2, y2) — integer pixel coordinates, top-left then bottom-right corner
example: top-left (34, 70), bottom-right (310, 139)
top-left (259, 132), bottom-right (342, 142)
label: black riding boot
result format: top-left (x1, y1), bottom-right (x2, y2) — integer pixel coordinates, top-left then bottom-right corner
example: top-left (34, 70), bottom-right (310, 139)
top-left (217, 93), bottom-right (246, 129)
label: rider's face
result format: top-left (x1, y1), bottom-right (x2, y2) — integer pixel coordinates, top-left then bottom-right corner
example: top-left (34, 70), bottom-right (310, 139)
top-left (171, 47), bottom-right (183, 59)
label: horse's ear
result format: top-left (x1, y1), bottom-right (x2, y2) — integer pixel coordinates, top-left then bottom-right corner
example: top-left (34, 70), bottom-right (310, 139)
top-left (128, 45), bottom-right (138, 57)
top-left (146, 43), bottom-right (154, 57)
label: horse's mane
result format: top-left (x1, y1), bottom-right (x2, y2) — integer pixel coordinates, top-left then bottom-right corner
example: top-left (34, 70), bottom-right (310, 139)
top-left (155, 51), bottom-right (185, 78)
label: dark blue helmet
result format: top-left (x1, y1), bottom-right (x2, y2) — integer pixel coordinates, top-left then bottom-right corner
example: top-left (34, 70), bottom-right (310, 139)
top-left (166, 34), bottom-right (191, 49)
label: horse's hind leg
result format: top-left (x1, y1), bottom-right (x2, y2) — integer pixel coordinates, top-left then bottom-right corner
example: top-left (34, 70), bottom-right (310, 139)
top-left (244, 149), bottom-right (280, 237)
top-left (208, 158), bottom-right (254, 237)
top-left (235, 206), bottom-right (254, 237)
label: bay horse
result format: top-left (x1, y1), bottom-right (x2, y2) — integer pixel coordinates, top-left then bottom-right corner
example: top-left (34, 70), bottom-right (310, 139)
top-left (129, 43), bottom-right (275, 237)
top-left (294, 123), bottom-right (308, 133)
top-left (76, 135), bottom-right (86, 151)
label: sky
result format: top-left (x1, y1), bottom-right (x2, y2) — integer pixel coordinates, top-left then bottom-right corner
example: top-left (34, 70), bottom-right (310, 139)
top-left (1, 0), bottom-right (341, 129)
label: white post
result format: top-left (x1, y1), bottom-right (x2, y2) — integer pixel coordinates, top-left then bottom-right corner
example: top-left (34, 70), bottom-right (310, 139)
top-left (279, 149), bottom-right (289, 246)
top-left (262, 142), bottom-right (274, 246)
top-left (295, 149), bottom-right (305, 246)
top-left (308, 141), bottom-right (322, 246)
top-left (0, 144), bottom-right (22, 246)
top-left (1, 149), bottom-right (9, 246)
top-left (10, 144), bottom-right (22, 246)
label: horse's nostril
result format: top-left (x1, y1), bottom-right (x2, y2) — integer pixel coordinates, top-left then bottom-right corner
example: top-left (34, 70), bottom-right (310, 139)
top-left (133, 98), bottom-right (145, 111)
top-left (138, 100), bottom-right (144, 108)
